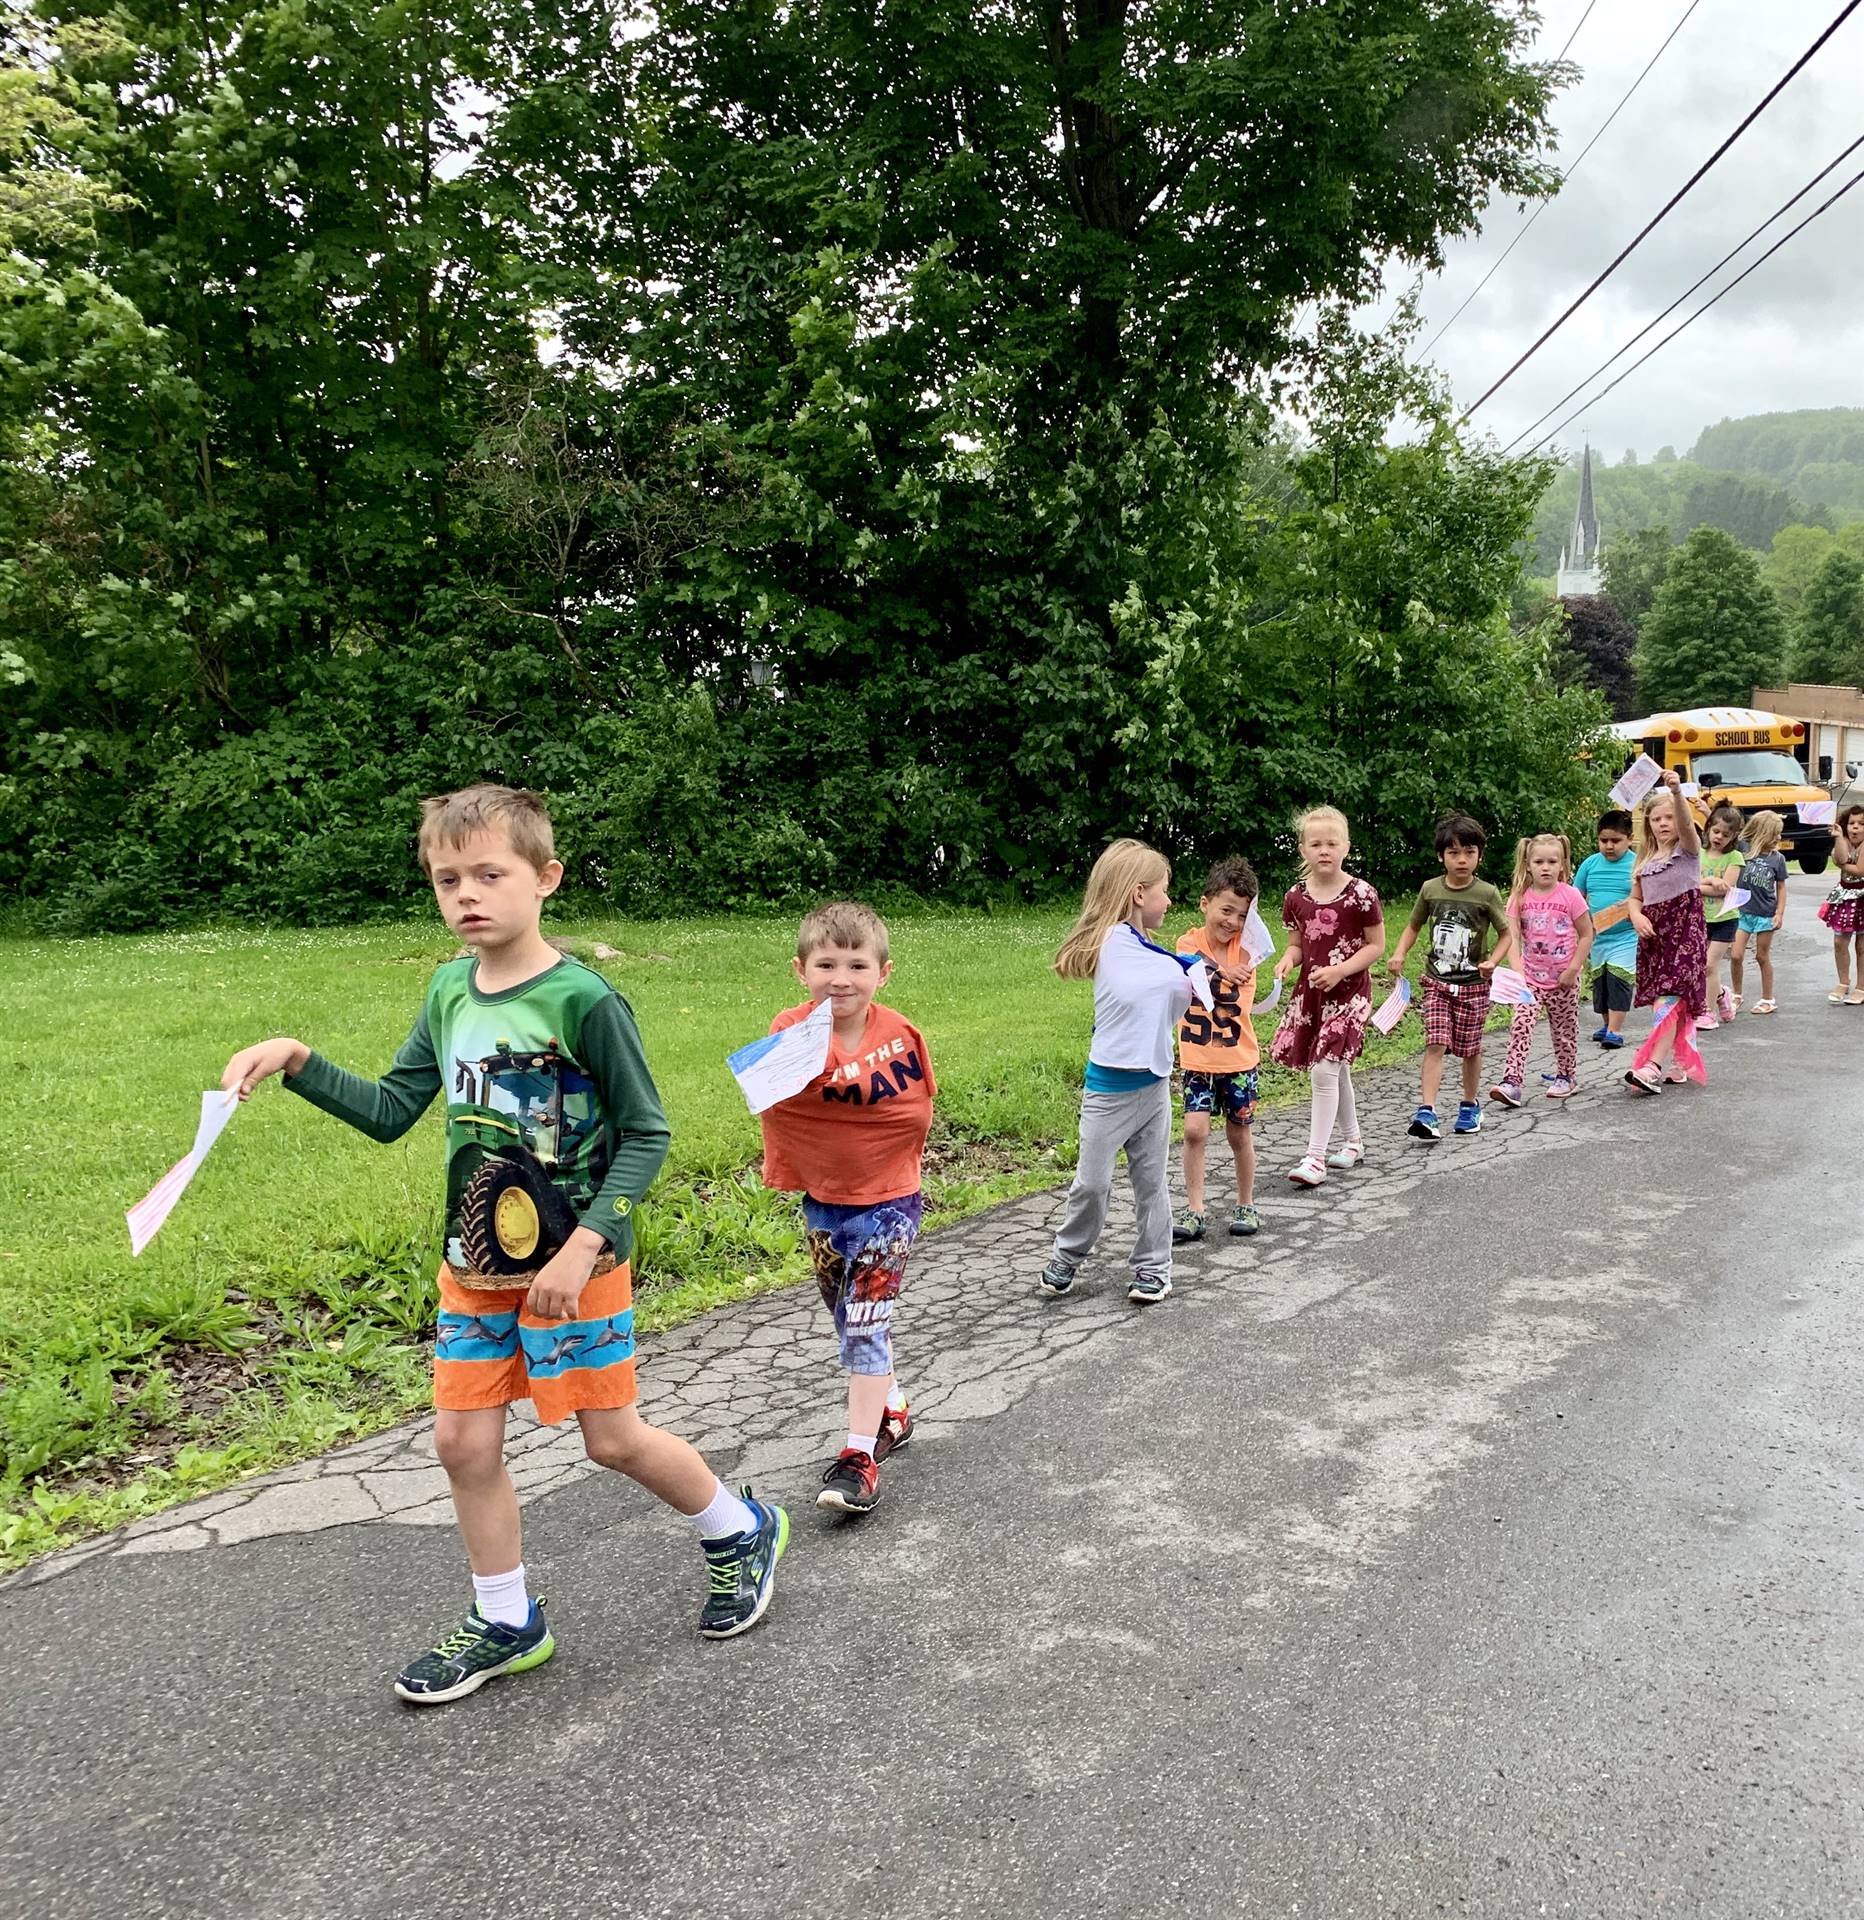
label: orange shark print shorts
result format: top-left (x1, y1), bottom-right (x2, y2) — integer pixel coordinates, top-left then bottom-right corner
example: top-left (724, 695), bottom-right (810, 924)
top-left (433, 1260), bottom-right (638, 1422)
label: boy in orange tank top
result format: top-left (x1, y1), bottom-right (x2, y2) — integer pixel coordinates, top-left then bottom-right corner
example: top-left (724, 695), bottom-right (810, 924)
top-left (758, 902), bottom-right (936, 1517)
top-left (1172, 858), bottom-right (1264, 1242)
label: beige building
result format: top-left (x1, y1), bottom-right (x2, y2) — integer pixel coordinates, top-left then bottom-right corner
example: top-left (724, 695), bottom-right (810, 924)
top-left (1755, 683), bottom-right (1864, 794)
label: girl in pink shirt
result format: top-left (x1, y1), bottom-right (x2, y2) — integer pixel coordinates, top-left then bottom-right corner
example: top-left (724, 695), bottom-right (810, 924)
top-left (1490, 833), bottom-right (1593, 1106)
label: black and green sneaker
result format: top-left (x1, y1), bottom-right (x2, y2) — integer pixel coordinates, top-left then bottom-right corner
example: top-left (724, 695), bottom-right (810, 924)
top-left (699, 1491), bottom-right (790, 1641)
top-left (393, 1601), bottom-right (554, 1705)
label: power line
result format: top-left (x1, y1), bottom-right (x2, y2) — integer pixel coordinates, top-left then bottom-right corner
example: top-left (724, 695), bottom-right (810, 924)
top-left (1526, 159), bottom-right (1864, 456)
top-left (1501, 129), bottom-right (1864, 455)
top-left (1552, 0), bottom-right (1601, 63)
top-left (1418, 0), bottom-right (1704, 361)
top-left (1460, 0), bottom-right (1864, 421)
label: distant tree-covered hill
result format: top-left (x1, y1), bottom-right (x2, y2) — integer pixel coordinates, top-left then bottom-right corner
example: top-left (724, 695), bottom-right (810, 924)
top-left (1525, 449), bottom-right (1835, 573)
top-left (1689, 408), bottom-right (1864, 516)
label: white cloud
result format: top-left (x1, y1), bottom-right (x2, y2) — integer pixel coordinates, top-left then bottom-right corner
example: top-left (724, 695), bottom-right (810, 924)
top-left (1403, 0), bottom-right (1864, 459)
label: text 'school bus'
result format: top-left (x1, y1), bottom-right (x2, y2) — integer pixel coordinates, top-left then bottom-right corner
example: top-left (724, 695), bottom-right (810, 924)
top-left (1610, 707), bottom-right (1834, 874)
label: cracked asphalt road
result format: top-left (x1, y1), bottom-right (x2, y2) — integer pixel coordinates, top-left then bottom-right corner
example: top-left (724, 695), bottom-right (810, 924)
top-left (3, 894), bottom-right (1862, 1919)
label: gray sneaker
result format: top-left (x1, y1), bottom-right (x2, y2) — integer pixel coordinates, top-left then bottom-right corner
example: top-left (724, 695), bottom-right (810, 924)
top-left (1127, 1272), bottom-right (1173, 1305)
top-left (1038, 1256), bottom-right (1076, 1297)
top-left (1229, 1204), bottom-right (1262, 1237)
top-left (1171, 1206), bottom-right (1207, 1244)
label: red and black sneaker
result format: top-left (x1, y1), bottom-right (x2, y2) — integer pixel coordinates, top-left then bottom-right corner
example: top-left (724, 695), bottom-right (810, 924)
top-left (817, 1448), bottom-right (881, 1514)
top-left (875, 1399), bottom-right (914, 1461)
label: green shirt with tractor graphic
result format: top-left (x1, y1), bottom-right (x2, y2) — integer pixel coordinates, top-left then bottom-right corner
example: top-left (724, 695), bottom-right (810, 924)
top-left (286, 956), bottom-right (670, 1285)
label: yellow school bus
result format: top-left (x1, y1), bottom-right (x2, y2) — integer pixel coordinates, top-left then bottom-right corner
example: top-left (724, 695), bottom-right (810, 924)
top-left (1610, 707), bottom-right (1835, 873)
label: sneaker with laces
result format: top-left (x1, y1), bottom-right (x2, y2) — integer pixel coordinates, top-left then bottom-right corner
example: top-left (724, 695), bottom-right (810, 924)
top-left (1171, 1206), bottom-right (1207, 1244)
top-left (1453, 1100), bottom-right (1482, 1134)
top-left (1038, 1256), bottom-right (1076, 1297)
top-left (1489, 1080), bottom-right (1523, 1108)
top-left (1127, 1272), bottom-right (1173, 1305)
top-left (1229, 1203), bottom-right (1262, 1236)
top-left (393, 1602), bottom-right (554, 1705)
top-left (1696, 1012), bottom-right (1719, 1030)
top-left (698, 1492), bottom-right (789, 1638)
top-left (1545, 1076), bottom-right (1574, 1100)
top-left (1325, 1140), bottom-right (1364, 1170)
top-left (875, 1399), bottom-right (913, 1460)
top-left (817, 1448), bottom-right (880, 1514)
top-left (1623, 1066), bottom-right (1662, 1096)
top-left (1407, 1105), bottom-right (1442, 1141)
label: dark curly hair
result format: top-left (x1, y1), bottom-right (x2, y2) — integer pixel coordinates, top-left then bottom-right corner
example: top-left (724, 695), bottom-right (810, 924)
top-left (1202, 857), bottom-right (1258, 902)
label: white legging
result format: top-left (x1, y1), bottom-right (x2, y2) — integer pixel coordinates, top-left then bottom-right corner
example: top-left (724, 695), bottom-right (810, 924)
top-left (1307, 1059), bottom-right (1360, 1159)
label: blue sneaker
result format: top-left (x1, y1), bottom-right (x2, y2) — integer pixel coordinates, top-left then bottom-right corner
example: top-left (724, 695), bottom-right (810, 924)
top-left (699, 1491), bottom-right (789, 1640)
top-left (1454, 1100), bottom-right (1482, 1134)
top-left (1589, 1024), bottom-right (1610, 1044)
top-left (1598, 1031), bottom-right (1626, 1051)
top-left (394, 1601), bottom-right (554, 1705)
top-left (1407, 1105), bottom-right (1442, 1141)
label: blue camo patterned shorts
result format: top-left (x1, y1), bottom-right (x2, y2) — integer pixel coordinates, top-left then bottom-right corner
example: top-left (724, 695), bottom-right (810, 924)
top-left (1180, 1068), bottom-right (1258, 1128)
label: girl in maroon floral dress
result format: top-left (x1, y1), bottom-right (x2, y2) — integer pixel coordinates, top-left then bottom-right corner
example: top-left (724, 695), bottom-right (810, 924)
top-left (1271, 807), bottom-right (1386, 1187)
top-left (1625, 768), bottom-right (1707, 1094)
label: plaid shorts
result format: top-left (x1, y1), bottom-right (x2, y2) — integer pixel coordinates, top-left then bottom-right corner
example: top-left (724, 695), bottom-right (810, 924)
top-left (1181, 1068), bottom-right (1258, 1128)
top-left (1421, 975), bottom-right (1490, 1057)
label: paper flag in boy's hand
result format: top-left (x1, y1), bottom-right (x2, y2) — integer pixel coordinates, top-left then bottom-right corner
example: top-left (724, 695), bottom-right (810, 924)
top-left (1799, 799), bottom-right (1836, 826)
top-left (1241, 901), bottom-right (1276, 967)
top-left (1186, 957), bottom-right (1214, 1011)
top-left (1487, 967), bottom-right (1538, 1007)
top-left (1369, 977), bottom-right (1411, 1035)
top-left (1249, 978), bottom-right (1282, 1015)
top-left (127, 1089), bottom-right (239, 1256)
top-left (727, 994), bottom-right (835, 1114)
top-left (1609, 754), bottom-right (1663, 810)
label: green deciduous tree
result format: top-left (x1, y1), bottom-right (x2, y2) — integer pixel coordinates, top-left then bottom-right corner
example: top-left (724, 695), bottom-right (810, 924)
top-left (1635, 528), bottom-right (1788, 712)
top-left (1791, 551), bottom-right (1864, 687)
top-left (1602, 526), bottom-right (1673, 629)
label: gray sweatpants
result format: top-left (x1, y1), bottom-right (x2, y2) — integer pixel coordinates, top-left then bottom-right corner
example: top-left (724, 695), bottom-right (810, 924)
top-left (1052, 1079), bottom-right (1173, 1282)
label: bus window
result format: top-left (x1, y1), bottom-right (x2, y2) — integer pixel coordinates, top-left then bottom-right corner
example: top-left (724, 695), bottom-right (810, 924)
top-left (1692, 748), bottom-right (1807, 790)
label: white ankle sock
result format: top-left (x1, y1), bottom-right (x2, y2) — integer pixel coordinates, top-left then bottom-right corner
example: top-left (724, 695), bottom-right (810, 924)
top-left (847, 1431), bottom-right (879, 1457)
top-left (470, 1563), bottom-right (530, 1628)
top-left (689, 1479), bottom-right (756, 1541)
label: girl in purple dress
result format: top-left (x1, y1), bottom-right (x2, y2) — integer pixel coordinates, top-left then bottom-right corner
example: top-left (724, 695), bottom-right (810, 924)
top-left (1625, 770), bottom-right (1707, 1095)
top-left (1270, 806), bottom-right (1386, 1186)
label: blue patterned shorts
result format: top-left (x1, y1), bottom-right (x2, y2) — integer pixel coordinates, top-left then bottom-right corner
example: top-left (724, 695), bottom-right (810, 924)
top-left (802, 1193), bottom-right (923, 1375)
top-left (1181, 1068), bottom-right (1258, 1128)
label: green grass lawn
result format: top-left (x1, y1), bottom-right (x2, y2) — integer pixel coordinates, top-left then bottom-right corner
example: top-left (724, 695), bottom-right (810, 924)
top-left (0, 899), bottom-right (1439, 1564)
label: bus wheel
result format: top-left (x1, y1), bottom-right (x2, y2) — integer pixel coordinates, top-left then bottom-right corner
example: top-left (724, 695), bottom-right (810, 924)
top-left (1800, 850), bottom-right (1829, 876)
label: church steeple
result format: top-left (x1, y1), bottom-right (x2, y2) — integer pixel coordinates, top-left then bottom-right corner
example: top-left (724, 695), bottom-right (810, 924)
top-left (1556, 442), bottom-right (1605, 596)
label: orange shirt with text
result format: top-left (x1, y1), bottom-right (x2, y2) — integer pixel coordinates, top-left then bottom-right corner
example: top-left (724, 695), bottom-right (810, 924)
top-left (1175, 926), bottom-right (1261, 1074)
top-left (758, 1000), bottom-right (936, 1205)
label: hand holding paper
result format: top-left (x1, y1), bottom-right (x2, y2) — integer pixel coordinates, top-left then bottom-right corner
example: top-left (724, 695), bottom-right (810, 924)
top-left (727, 994), bottom-right (835, 1114)
top-left (1800, 799), bottom-right (1836, 826)
top-left (127, 1089), bottom-right (239, 1256)
top-left (1240, 901), bottom-right (1277, 968)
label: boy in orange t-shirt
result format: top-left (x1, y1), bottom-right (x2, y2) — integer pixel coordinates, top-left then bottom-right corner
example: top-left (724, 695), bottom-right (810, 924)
top-left (1172, 858), bottom-right (1263, 1243)
top-left (759, 901), bottom-right (936, 1517)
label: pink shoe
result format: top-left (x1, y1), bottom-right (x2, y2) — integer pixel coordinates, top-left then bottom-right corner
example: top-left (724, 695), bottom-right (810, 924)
top-left (1287, 1154), bottom-right (1327, 1188)
top-left (1696, 1013), bottom-right (1720, 1031)
top-left (1718, 988), bottom-right (1736, 1022)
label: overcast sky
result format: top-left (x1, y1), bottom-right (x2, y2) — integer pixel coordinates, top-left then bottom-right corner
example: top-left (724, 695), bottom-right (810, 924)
top-left (1396, 0), bottom-right (1864, 465)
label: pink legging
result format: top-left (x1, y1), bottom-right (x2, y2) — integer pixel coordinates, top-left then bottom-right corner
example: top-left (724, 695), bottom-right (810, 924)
top-left (1307, 1058), bottom-right (1360, 1157)
top-left (1502, 984), bottom-right (1579, 1084)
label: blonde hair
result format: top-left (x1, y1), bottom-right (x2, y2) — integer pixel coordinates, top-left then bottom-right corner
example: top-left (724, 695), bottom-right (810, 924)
top-left (796, 899), bottom-right (890, 964)
top-left (1510, 832), bottom-right (1573, 899)
top-left (418, 785), bottom-right (556, 875)
top-left (1634, 787), bottom-right (1682, 862)
top-left (1294, 805), bottom-right (1350, 876)
top-left (1054, 839), bottom-right (1169, 980)
top-left (1743, 809), bottom-right (1784, 857)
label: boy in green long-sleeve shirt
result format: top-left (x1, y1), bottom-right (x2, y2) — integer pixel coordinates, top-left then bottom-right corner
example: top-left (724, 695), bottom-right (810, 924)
top-left (222, 785), bottom-right (787, 1704)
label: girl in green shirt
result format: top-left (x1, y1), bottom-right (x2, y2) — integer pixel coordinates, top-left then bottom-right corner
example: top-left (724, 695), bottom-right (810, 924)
top-left (1699, 802), bottom-right (1744, 1028)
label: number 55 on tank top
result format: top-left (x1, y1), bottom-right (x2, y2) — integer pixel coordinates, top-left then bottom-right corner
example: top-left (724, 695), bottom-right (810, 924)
top-left (1175, 927), bottom-right (1260, 1073)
